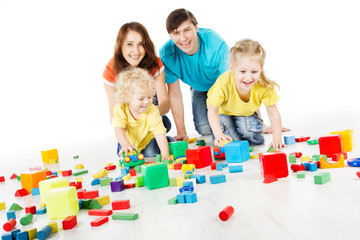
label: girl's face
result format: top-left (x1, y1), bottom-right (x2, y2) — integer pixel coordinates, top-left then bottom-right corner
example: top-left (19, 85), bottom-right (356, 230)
top-left (121, 30), bottom-right (146, 67)
top-left (230, 55), bottom-right (262, 93)
top-left (128, 85), bottom-right (153, 119)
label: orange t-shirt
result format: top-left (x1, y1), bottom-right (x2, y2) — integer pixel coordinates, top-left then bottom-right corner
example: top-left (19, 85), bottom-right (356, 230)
top-left (103, 57), bottom-right (164, 86)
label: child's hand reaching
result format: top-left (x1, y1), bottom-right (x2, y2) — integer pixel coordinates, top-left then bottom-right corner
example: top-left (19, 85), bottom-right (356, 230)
top-left (161, 154), bottom-right (171, 161)
top-left (269, 140), bottom-right (285, 150)
top-left (119, 144), bottom-right (138, 156)
top-left (214, 134), bottom-right (232, 147)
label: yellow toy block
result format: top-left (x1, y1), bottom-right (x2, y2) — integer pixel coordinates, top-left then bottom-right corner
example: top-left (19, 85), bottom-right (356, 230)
top-left (75, 164), bottom-right (84, 169)
top-left (41, 149), bottom-right (59, 163)
top-left (301, 156), bottom-right (311, 162)
top-left (175, 156), bottom-right (187, 163)
top-left (250, 154), bottom-right (259, 159)
top-left (320, 155), bottom-right (345, 169)
top-left (0, 202), bottom-right (6, 210)
top-left (106, 162), bottom-right (113, 166)
top-left (75, 177), bottom-right (82, 182)
top-left (186, 137), bottom-right (198, 144)
top-left (330, 129), bottom-right (353, 152)
top-left (94, 195), bottom-right (110, 206)
top-left (48, 221), bottom-right (58, 233)
top-left (45, 186), bottom-right (79, 219)
top-left (168, 163), bottom-right (174, 169)
top-left (181, 164), bottom-right (195, 174)
top-left (39, 202), bottom-right (46, 208)
top-left (21, 171), bottom-right (47, 194)
top-left (176, 176), bottom-right (184, 186)
top-left (122, 174), bottom-right (131, 181)
top-left (26, 228), bottom-right (37, 240)
top-left (39, 178), bottom-right (69, 203)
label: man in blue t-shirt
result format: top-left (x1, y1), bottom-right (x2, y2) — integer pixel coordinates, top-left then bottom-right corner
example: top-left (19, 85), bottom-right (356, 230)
top-left (160, 8), bottom-right (230, 141)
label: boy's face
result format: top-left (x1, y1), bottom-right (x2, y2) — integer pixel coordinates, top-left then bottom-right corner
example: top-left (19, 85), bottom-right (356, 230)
top-left (170, 19), bottom-right (199, 56)
top-left (128, 86), bottom-right (153, 119)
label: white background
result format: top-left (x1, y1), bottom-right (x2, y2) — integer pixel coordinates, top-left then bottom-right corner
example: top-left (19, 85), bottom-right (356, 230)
top-left (1, 0), bottom-right (359, 158)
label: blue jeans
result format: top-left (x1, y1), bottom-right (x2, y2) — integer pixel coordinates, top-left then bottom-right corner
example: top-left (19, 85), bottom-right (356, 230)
top-left (117, 136), bottom-right (175, 157)
top-left (190, 87), bottom-right (212, 135)
top-left (218, 113), bottom-right (264, 145)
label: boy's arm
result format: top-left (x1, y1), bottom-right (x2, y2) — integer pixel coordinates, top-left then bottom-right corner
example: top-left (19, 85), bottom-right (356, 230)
top-left (208, 104), bottom-right (232, 146)
top-left (265, 104), bottom-right (285, 149)
top-left (114, 127), bottom-right (137, 156)
top-left (154, 134), bottom-right (170, 160)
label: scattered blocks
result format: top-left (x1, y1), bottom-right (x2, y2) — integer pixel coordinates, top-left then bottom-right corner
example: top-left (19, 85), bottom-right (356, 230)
top-left (318, 134), bottom-right (343, 157)
top-left (46, 187), bottom-right (79, 219)
top-left (62, 215), bottom-right (77, 230)
top-left (224, 141), bottom-right (250, 163)
top-left (209, 174), bottom-right (226, 184)
top-left (141, 163), bottom-right (169, 190)
top-left (185, 146), bottom-right (212, 168)
top-left (259, 152), bottom-right (288, 178)
top-left (112, 213), bottom-right (139, 221)
top-left (41, 149), bottom-right (59, 163)
top-left (314, 172), bottom-right (331, 184)
top-left (284, 136), bottom-right (296, 145)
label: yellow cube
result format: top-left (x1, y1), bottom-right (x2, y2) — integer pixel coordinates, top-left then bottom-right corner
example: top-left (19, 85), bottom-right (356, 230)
top-left (26, 228), bottom-right (37, 240)
top-left (21, 171), bottom-right (47, 194)
top-left (330, 129), bottom-right (353, 152)
top-left (176, 176), bottom-right (184, 187)
top-left (46, 186), bottom-right (79, 219)
top-left (39, 178), bottom-right (69, 203)
top-left (48, 221), bottom-right (58, 233)
top-left (41, 149), bottom-right (59, 163)
top-left (94, 195), bottom-right (110, 206)
top-left (0, 202), bottom-right (5, 210)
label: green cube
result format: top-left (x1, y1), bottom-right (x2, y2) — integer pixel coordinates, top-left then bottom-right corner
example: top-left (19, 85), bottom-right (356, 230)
top-left (297, 171), bottom-right (305, 178)
top-left (135, 176), bottom-right (143, 187)
top-left (289, 154), bottom-right (297, 163)
top-left (112, 213), bottom-right (139, 220)
top-left (314, 172), bottom-right (331, 184)
top-left (168, 141), bottom-right (188, 159)
top-left (141, 163), bottom-right (169, 190)
top-left (169, 178), bottom-right (177, 187)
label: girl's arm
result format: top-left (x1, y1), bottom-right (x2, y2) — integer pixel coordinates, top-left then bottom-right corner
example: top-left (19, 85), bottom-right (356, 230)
top-left (114, 127), bottom-right (137, 156)
top-left (256, 109), bottom-right (291, 134)
top-left (265, 104), bottom-right (285, 149)
top-left (104, 83), bottom-right (117, 124)
top-left (154, 71), bottom-right (170, 116)
top-left (154, 134), bottom-right (170, 160)
top-left (208, 104), bottom-right (232, 146)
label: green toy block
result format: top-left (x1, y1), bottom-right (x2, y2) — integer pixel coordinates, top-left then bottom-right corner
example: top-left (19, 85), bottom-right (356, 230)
top-left (100, 178), bottom-right (113, 186)
top-left (314, 172), bottom-right (331, 184)
top-left (168, 141), bottom-right (188, 159)
top-left (297, 171), bottom-right (305, 178)
top-left (184, 174), bottom-right (193, 179)
top-left (73, 155), bottom-right (79, 159)
top-left (307, 139), bottom-right (319, 145)
top-left (267, 146), bottom-right (276, 152)
top-left (289, 154), bottom-right (297, 163)
top-left (134, 165), bottom-right (142, 173)
top-left (72, 170), bottom-right (88, 176)
top-left (168, 197), bottom-right (178, 205)
top-left (112, 213), bottom-right (139, 220)
top-left (156, 154), bottom-right (162, 162)
top-left (312, 155), bottom-right (327, 161)
top-left (249, 146), bottom-right (254, 152)
top-left (17, 175), bottom-right (21, 180)
top-left (81, 199), bottom-right (92, 209)
top-left (135, 176), bottom-right (143, 187)
top-left (88, 200), bottom-right (102, 209)
top-left (162, 159), bottom-right (173, 165)
top-left (141, 163), bottom-right (169, 190)
top-left (169, 178), bottom-right (177, 187)
top-left (9, 203), bottom-right (23, 211)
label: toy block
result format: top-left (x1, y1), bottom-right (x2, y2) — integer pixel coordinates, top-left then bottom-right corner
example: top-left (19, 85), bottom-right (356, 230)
top-left (356, 171), bottom-right (360, 178)
top-left (75, 164), bottom-right (84, 169)
top-left (219, 206), bottom-right (234, 221)
top-left (195, 139), bottom-right (206, 146)
top-left (292, 152), bottom-right (302, 158)
top-left (1, 232), bottom-right (12, 240)
top-left (31, 188), bottom-right (40, 195)
top-left (129, 169), bottom-right (137, 176)
top-left (100, 178), bottom-right (113, 186)
top-left (184, 173), bottom-right (193, 179)
top-left (15, 188), bottom-right (29, 197)
top-left (110, 180), bottom-right (125, 192)
top-left (112, 199), bottom-right (130, 210)
top-left (224, 141), bottom-right (250, 163)
top-left (81, 199), bottom-right (92, 209)
top-left (216, 163), bottom-right (224, 171)
top-left (250, 153), bottom-right (258, 158)
top-left (213, 146), bottom-right (226, 160)
top-left (284, 136), bottom-right (296, 145)
top-left (39, 178), bottom-right (69, 203)
top-left (332, 152), bottom-right (348, 161)
top-left (348, 158), bottom-right (360, 167)
top-left (83, 190), bottom-right (99, 199)
top-left (73, 155), bottom-right (79, 159)
top-left (95, 196), bottom-right (110, 206)
top-left (9, 203), bottom-right (23, 211)
top-left (141, 163), bottom-right (169, 190)
top-left (125, 183), bottom-right (136, 188)
top-left (46, 187), bottom-right (79, 219)
top-left (259, 152), bottom-right (288, 178)
top-left (184, 192), bottom-right (197, 203)
top-left (48, 221), bottom-right (58, 233)
top-left (17, 176), bottom-right (21, 180)
top-left (210, 162), bottom-right (217, 170)
top-left (6, 211), bottom-right (15, 220)
top-left (176, 176), bottom-right (184, 186)
top-left (330, 129), bottom-right (353, 152)
top-left (169, 178), bottom-right (177, 187)
top-left (267, 146), bottom-right (276, 152)
top-left (88, 209), bottom-right (113, 216)
top-left (61, 170), bottom-right (72, 177)
top-left (122, 174), bottom-right (131, 181)
top-left (229, 165), bottom-right (243, 173)
top-left (0, 176), bottom-right (4, 182)
top-left (77, 189), bottom-right (85, 199)
top-left (168, 196), bottom-right (178, 205)
top-left (186, 137), bottom-right (198, 143)
top-left (185, 146), bottom-right (212, 168)
top-left (29, 166), bottom-right (42, 172)
top-left (173, 163), bottom-right (182, 170)
top-left (72, 170), bottom-right (88, 176)
top-left (175, 156), bottom-right (187, 164)
top-left (10, 174), bottom-right (17, 179)
top-left (191, 174), bottom-right (206, 184)
top-left (3, 219), bottom-right (16, 232)
top-left (181, 164), bottom-right (194, 174)
top-left (179, 186), bottom-right (194, 193)
top-left (176, 193), bottom-right (186, 204)
top-left (318, 134), bottom-right (343, 157)
top-left (135, 176), bottom-right (143, 187)
top-left (26, 228), bottom-right (37, 240)
top-left (41, 149), bottom-right (59, 163)
top-left (319, 155), bottom-right (344, 169)
top-left (314, 172), bottom-right (331, 184)
top-left (62, 216), bottom-right (77, 230)
top-left (91, 179), bottom-right (100, 186)
top-left (168, 141), bottom-right (188, 159)
top-left (36, 225), bottom-right (52, 240)
top-left (91, 216), bottom-right (109, 227)
top-left (307, 139), bottom-right (319, 145)
top-left (69, 181), bottom-right (82, 190)
top-left (209, 174), bottom-right (226, 184)
top-left (112, 213), bottom-right (139, 221)
top-left (290, 164), bottom-right (305, 172)
top-left (295, 136), bottom-right (310, 142)
top-left (302, 162), bottom-right (317, 172)
top-left (263, 174), bottom-right (278, 184)
top-left (20, 213), bottom-right (33, 226)
top-left (312, 154), bottom-right (327, 161)
top-left (20, 171), bottom-right (47, 194)
top-left (15, 231), bottom-right (29, 240)
top-left (25, 206), bottom-right (36, 215)
top-left (36, 207), bottom-right (47, 215)
top-left (88, 200), bottom-right (102, 210)
top-left (104, 164), bottom-right (116, 171)
top-left (301, 156), bottom-right (310, 162)
top-left (297, 171), bottom-right (305, 178)
top-left (288, 154), bottom-right (296, 163)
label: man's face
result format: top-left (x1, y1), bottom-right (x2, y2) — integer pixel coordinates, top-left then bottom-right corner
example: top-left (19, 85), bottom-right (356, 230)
top-left (170, 19), bottom-right (199, 56)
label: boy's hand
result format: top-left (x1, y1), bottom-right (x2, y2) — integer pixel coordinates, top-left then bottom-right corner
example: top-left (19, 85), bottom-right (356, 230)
top-left (269, 140), bottom-right (285, 150)
top-left (214, 134), bottom-right (232, 147)
top-left (161, 154), bottom-right (171, 161)
top-left (119, 145), bottom-right (138, 156)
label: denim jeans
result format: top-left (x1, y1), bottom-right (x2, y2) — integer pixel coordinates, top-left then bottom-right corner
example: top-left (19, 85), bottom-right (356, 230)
top-left (190, 87), bottom-right (212, 135)
top-left (117, 136), bottom-right (175, 157)
top-left (218, 113), bottom-right (264, 145)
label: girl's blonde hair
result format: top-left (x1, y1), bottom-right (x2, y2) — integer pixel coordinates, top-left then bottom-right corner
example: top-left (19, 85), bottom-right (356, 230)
top-left (230, 39), bottom-right (279, 89)
top-left (115, 67), bottom-right (155, 105)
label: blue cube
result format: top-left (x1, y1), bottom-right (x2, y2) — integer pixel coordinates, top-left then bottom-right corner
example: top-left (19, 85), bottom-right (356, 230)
top-left (284, 136), bottom-right (296, 145)
top-left (224, 141), bottom-right (250, 163)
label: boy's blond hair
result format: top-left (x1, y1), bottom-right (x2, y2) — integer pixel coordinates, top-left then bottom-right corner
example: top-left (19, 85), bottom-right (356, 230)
top-left (230, 39), bottom-right (279, 90)
top-left (115, 67), bottom-right (155, 105)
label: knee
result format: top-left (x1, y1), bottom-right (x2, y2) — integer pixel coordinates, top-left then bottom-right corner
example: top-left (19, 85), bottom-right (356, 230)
top-left (196, 123), bottom-right (212, 136)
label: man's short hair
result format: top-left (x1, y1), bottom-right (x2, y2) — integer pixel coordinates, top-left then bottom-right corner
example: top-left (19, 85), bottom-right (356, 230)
top-left (166, 8), bottom-right (198, 34)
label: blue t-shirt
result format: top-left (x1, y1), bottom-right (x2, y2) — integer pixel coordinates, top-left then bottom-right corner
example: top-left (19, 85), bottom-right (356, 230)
top-left (160, 28), bottom-right (229, 92)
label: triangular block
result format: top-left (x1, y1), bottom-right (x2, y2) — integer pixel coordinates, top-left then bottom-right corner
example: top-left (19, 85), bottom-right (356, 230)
top-left (263, 174), bottom-right (278, 184)
top-left (9, 203), bottom-right (23, 211)
top-left (15, 188), bottom-right (29, 197)
top-left (10, 173), bottom-right (18, 179)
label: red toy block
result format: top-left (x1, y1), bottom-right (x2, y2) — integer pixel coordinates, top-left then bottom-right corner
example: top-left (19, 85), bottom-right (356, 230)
top-left (291, 152), bottom-right (302, 158)
top-left (357, 171), bottom-right (360, 179)
top-left (211, 162), bottom-right (217, 170)
top-left (259, 152), bottom-right (289, 178)
top-left (10, 173), bottom-right (17, 179)
top-left (46, 170), bottom-right (53, 176)
top-left (309, 161), bottom-right (320, 168)
top-left (83, 190), bottom-right (99, 199)
top-left (62, 170), bottom-right (72, 177)
top-left (129, 169), bottom-right (137, 176)
top-left (0, 176), bottom-right (5, 182)
top-left (91, 216), bottom-right (109, 227)
top-left (185, 146), bottom-right (212, 168)
top-left (295, 136), bottom-right (310, 142)
top-left (112, 199), bottom-right (130, 210)
top-left (213, 146), bottom-right (226, 160)
top-left (25, 206), bottom-right (36, 214)
top-left (105, 165), bottom-right (116, 170)
top-left (124, 183), bottom-right (136, 188)
top-left (50, 175), bottom-right (57, 178)
top-left (69, 181), bottom-right (82, 190)
top-left (318, 134), bottom-right (343, 157)
top-left (290, 164), bottom-right (306, 172)
top-left (15, 188), bottom-right (29, 197)
top-left (62, 215), bottom-right (77, 230)
top-left (332, 152), bottom-right (348, 161)
top-left (219, 206), bottom-right (234, 221)
top-left (174, 163), bottom-right (182, 170)
top-left (88, 209), bottom-right (113, 216)
top-left (263, 174), bottom-right (278, 184)
top-left (3, 218), bottom-right (16, 231)
top-left (77, 189), bottom-right (86, 199)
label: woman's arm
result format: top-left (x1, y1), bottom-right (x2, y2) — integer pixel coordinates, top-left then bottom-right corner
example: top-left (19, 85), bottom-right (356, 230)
top-left (265, 104), bottom-right (285, 149)
top-left (154, 71), bottom-right (170, 116)
top-left (208, 104), bottom-right (232, 146)
top-left (103, 83), bottom-right (117, 124)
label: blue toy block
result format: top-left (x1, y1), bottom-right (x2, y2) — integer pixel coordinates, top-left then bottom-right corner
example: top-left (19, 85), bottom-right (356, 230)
top-left (284, 136), bottom-right (296, 145)
top-left (183, 181), bottom-right (193, 187)
top-left (52, 172), bottom-right (58, 177)
top-left (176, 193), bottom-right (186, 204)
top-left (191, 174), bottom-right (206, 184)
top-left (10, 230), bottom-right (21, 240)
top-left (224, 141), bottom-right (250, 163)
top-left (7, 210), bottom-right (16, 220)
top-left (78, 199), bottom-right (83, 209)
top-left (184, 192), bottom-right (197, 203)
top-left (209, 174), bottom-right (226, 184)
top-left (36, 207), bottom-right (47, 215)
top-left (91, 178), bottom-right (100, 185)
top-left (114, 174), bottom-right (126, 181)
top-left (216, 163), bottom-right (223, 171)
top-left (2, 233), bottom-right (12, 240)
top-left (31, 187), bottom-right (40, 195)
top-left (16, 231), bottom-right (28, 240)
top-left (179, 186), bottom-right (194, 193)
top-left (36, 225), bottom-right (52, 240)
top-left (229, 165), bottom-right (243, 173)
top-left (302, 162), bottom-right (317, 172)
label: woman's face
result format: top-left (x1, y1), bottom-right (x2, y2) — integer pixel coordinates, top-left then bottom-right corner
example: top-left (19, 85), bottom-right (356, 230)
top-left (121, 30), bottom-right (146, 67)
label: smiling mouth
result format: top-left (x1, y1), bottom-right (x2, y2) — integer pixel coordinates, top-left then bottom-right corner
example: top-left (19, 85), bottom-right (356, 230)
top-left (242, 80), bottom-right (254, 85)
top-left (180, 41), bottom-right (191, 47)
top-left (130, 55), bottom-right (140, 60)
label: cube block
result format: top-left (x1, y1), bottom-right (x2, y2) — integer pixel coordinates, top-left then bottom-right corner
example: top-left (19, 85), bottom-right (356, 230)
top-left (259, 152), bottom-right (289, 178)
top-left (21, 171), bottom-right (47, 194)
top-left (168, 141), bottom-right (188, 159)
top-left (45, 187), bottom-right (79, 219)
top-left (318, 134), bottom-right (343, 157)
top-left (39, 178), bottom-right (69, 203)
top-left (224, 141), bottom-right (250, 163)
top-left (141, 163), bottom-right (169, 190)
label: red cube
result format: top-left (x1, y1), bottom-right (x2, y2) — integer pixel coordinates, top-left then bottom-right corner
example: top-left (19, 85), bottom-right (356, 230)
top-left (62, 215), bottom-right (77, 230)
top-left (319, 134), bottom-right (343, 157)
top-left (25, 206), bottom-right (36, 214)
top-left (185, 146), bottom-right (212, 168)
top-left (259, 152), bottom-right (289, 178)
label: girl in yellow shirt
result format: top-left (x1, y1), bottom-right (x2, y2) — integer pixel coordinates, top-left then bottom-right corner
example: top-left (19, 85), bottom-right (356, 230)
top-left (207, 39), bottom-right (285, 149)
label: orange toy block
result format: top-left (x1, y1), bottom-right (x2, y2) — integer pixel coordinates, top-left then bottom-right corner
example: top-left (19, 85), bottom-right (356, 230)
top-left (20, 171), bottom-right (47, 194)
top-left (319, 155), bottom-right (345, 169)
top-left (41, 149), bottom-right (59, 163)
top-left (330, 129), bottom-right (353, 152)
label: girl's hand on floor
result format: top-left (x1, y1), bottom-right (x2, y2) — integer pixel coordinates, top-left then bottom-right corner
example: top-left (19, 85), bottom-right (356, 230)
top-left (269, 140), bottom-right (285, 150)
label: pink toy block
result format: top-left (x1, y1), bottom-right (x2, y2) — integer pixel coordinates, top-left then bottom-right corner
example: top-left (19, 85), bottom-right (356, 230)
top-left (62, 215), bottom-right (77, 230)
top-left (259, 152), bottom-right (289, 178)
top-left (318, 134), bottom-right (343, 157)
top-left (185, 146), bottom-right (212, 168)
top-left (91, 216), bottom-right (109, 227)
top-left (112, 199), bottom-right (130, 210)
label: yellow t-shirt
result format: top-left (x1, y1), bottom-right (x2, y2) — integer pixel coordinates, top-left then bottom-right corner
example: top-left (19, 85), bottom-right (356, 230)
top-left (207, 70), bottom-right (279, 116)
top-left (112, 104), bottom-right (166, 152)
